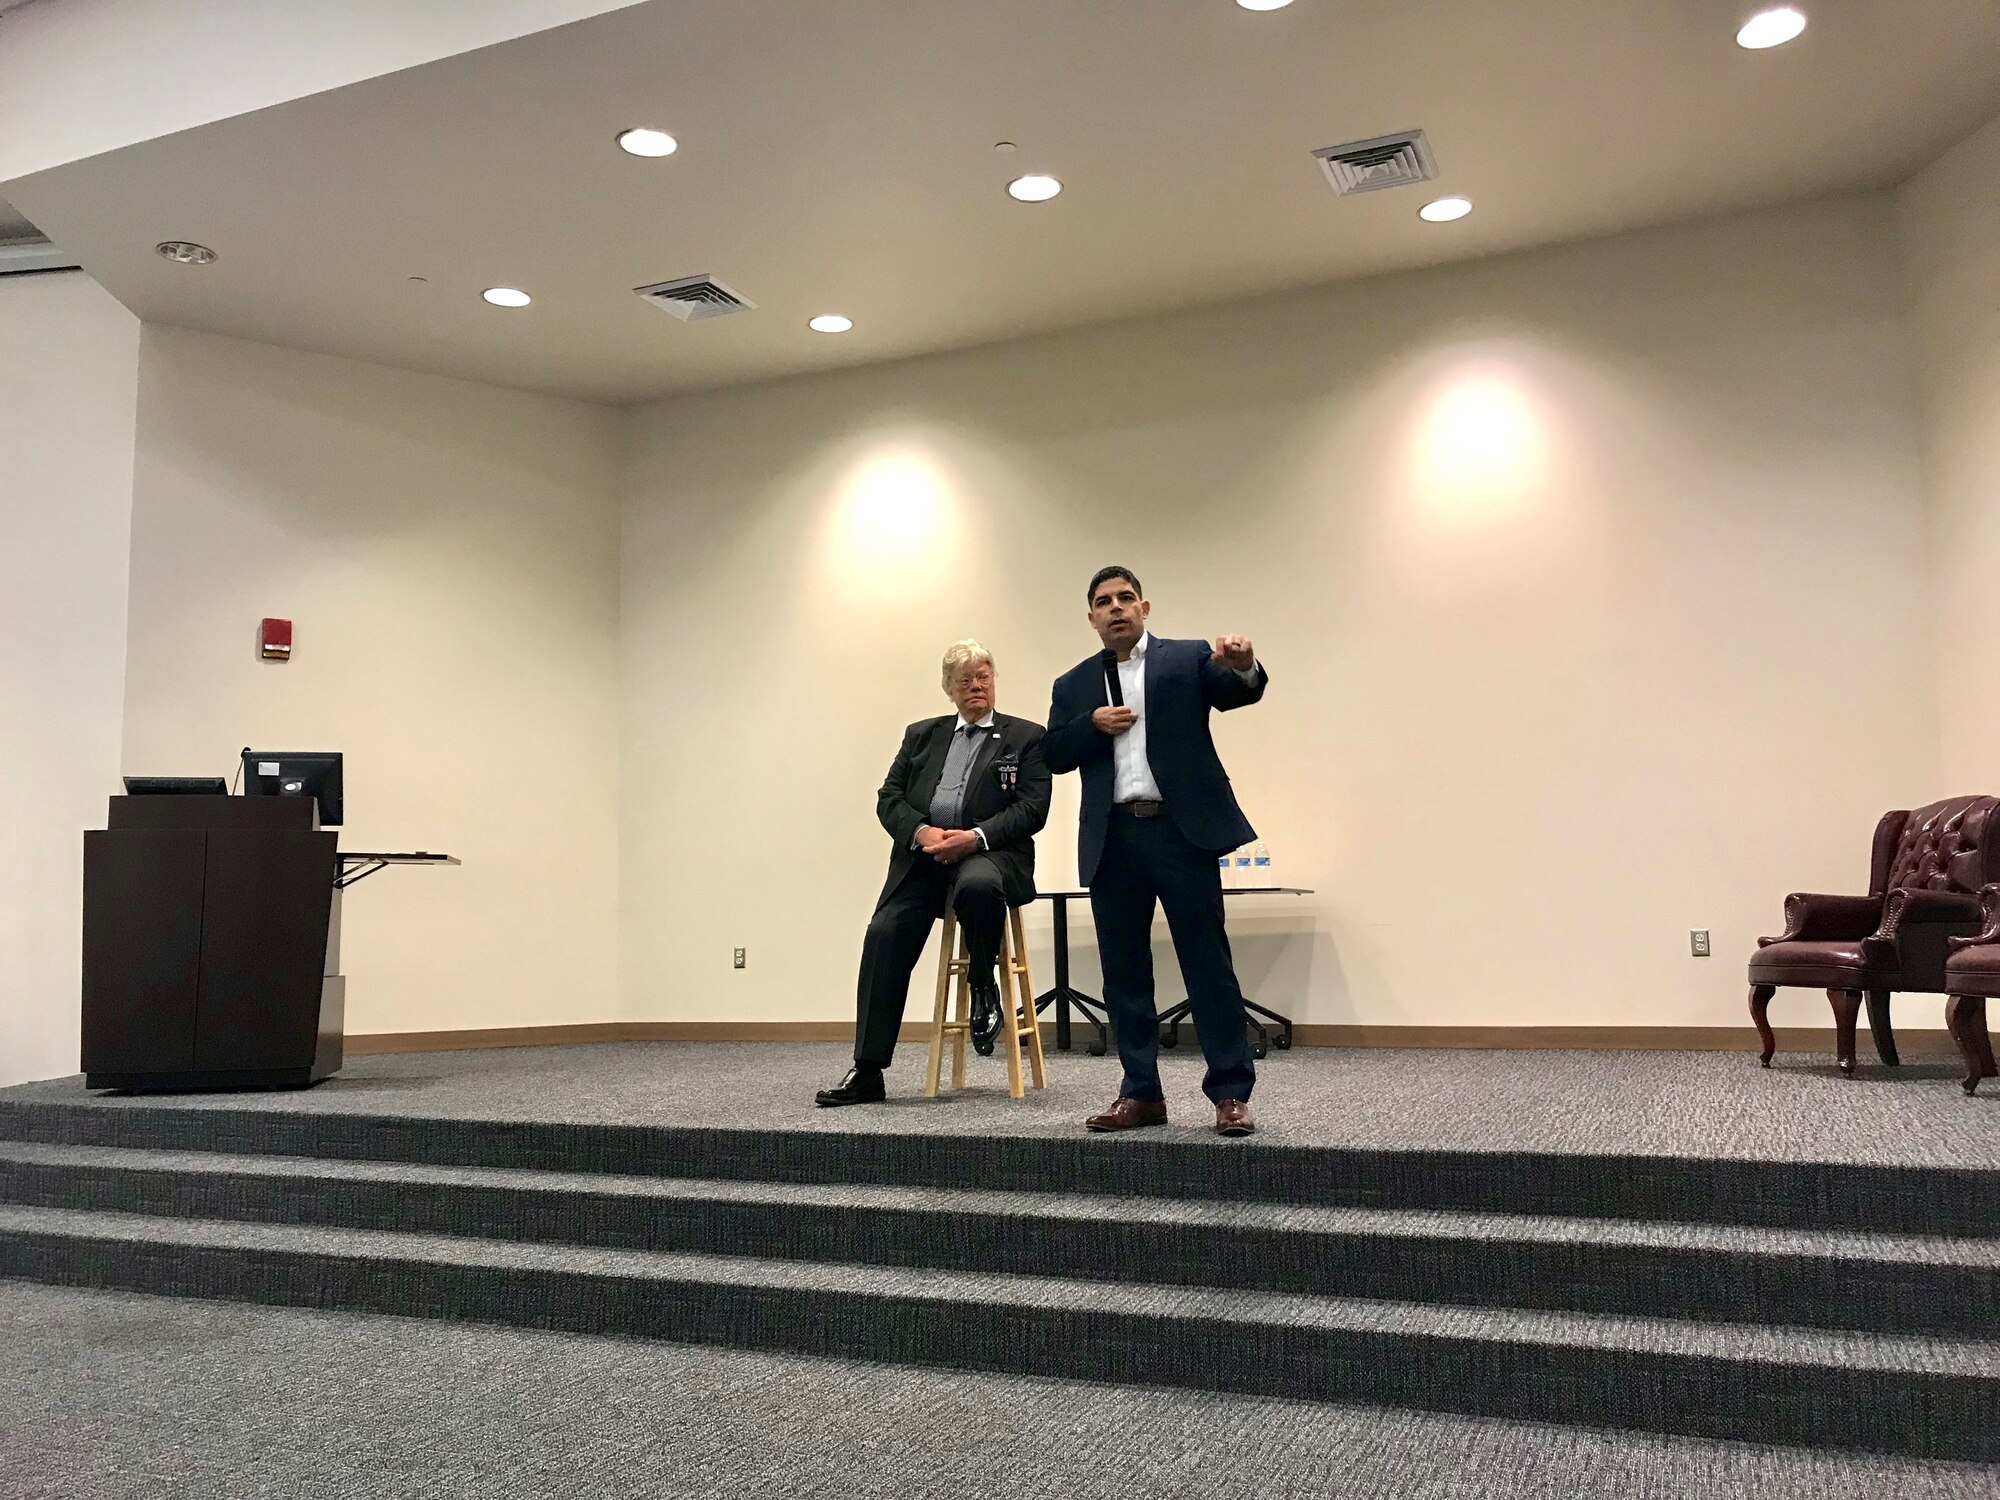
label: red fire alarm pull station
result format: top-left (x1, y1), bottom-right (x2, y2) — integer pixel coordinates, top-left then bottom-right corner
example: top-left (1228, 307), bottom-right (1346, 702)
top-left (259, 618), bottom-right (293, 661)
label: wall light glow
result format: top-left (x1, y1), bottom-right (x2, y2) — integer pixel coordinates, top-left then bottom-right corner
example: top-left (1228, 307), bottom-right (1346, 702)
top-left (829, 447), bottom-right (964, 583)
top-left (1406, 365), bottom-right (1552, 510)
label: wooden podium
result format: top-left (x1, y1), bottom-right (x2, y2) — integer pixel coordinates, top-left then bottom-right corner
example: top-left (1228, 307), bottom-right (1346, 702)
top-left (83, 795), bottom-right (343, 1090)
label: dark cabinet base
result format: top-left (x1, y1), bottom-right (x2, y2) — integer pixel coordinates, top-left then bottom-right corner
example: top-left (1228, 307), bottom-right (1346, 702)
top-left (86, 1066), bottom-right (331, 1092)
top-left (83, 797), bottom-right (345, 1093)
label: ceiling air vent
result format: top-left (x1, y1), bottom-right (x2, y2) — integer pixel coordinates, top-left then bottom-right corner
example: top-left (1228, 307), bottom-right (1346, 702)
top-left (1312, 130), bottom-right (1437, 196)
top-left (633, 274), bottom-right (756, 322)
top-left (0, 236), bottom-right (81, 277)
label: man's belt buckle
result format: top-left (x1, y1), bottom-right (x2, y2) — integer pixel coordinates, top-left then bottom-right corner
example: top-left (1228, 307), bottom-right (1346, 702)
top-left (1122, 799), bottom-right (1165, 819)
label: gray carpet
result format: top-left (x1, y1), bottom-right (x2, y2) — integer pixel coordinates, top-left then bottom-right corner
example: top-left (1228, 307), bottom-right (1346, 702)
top-left (5, 1140), bottom-right (1996, 1340)
top-left (8, 1041), bottom-right (1997, 1165)
top-left (6, 1204), bottom-right (1994, 1376)
top-left (10, 1139), bottom-right (1997, 1263)
top-left (5, 1282), bottom-right (1995, 1500)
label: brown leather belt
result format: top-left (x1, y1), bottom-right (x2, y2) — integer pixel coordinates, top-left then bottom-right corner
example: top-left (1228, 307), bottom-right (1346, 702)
top-left (1113, 799), bottom-right (1166, 818)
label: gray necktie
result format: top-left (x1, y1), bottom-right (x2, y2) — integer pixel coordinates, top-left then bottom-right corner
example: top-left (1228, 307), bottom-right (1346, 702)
top-left (928, 723), bottom-right (984, 830)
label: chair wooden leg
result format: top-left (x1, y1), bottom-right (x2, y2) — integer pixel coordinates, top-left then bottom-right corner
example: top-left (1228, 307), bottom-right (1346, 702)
top-left (999, 919), bottom-right (1026, 1100)
top-left (951, 954), bottom-right (969, 1091)
top-left (925, 913), bottom-right (955, 1098)
top-left (1945, 995), bottom-right (1995, 1097)
top-left (1865, 988), bottom-right (1899, 1067)
top-left (1827, 988), bottom-right (1862, 1076)
top-left (1748, 984), bottom-right (1778, 1067)
top-left (1013, 908), bottom-right (1047, 1091)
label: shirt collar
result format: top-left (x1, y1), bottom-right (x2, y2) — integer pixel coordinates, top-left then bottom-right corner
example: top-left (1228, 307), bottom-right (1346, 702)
top-left (1124, 631), bottom-right (1152, 663)
top-left (957, 712), bottom-right (996, 732)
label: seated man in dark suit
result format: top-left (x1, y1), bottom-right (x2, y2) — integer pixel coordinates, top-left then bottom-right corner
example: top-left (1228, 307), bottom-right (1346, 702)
top-left (817, 640), bottom-right (1052, 1107)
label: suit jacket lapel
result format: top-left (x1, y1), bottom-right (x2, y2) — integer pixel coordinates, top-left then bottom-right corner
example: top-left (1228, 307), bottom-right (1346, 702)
top-left (910, 718), bottom-right (953, 814)
top-left (965, 719), bottom-right (1006, 799)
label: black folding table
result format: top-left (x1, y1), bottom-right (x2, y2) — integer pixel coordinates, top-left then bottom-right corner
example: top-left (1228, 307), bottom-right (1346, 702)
top-left (1032, 886), bottom-right (1313, 1058)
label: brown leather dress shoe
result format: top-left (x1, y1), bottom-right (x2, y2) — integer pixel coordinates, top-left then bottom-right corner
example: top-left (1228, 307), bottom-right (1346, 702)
top-left (1084, 1097), bottom-right (1168, 1133)
top-left (1213, 1099), bottom-right (1256, 1137)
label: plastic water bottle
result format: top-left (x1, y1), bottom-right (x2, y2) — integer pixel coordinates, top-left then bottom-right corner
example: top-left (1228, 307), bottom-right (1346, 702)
top-left (1232, 846), bottom-right (1254, 888)
top-left (1251, 841), bottom-right (1273, 888)
top-left (1218, 851), bottom-right (1234, 889)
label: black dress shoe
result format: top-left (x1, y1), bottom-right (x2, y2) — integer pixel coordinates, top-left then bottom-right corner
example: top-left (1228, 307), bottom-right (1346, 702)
top-left (815, 1065), bottom-right (885, 1107)
top-left (969, 983), bottom-right (1001, 1055)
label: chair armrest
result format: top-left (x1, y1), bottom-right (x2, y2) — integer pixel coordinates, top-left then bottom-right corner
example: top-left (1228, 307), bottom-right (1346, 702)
top-left (1948, 884), bottom-right (2000, 953)
top-left (1878, 887), bottom-right (1983, 938)
top-left (1757, 892), bottom-right (1883, 946)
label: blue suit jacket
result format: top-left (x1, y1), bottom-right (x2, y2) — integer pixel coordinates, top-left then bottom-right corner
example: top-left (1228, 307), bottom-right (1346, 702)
top-left (1044, 635), bottom-right (1267, 885)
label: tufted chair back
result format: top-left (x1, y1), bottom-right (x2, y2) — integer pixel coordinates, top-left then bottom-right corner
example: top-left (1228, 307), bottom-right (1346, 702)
top-left (1869, 796), bottom-right (2000, 896)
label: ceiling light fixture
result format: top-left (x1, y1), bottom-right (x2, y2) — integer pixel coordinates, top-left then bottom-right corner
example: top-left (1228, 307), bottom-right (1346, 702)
top-left (1418, 196), bottom-right (1472, 222)
top-left (808, 314), bottom-right (853, 333)
top-left (155, 240), bottom-right (217, 265)
top-left (1007, 174), bottom-right (1062, 202)
top-left (482, 287), bottom-right (532, 307)
top-left (617, 127), bottom-right (679, 157)
top-left (1736, 6), bottom-right (1806, 48)
top-left (1236, 0), bottom-right (1296, 10)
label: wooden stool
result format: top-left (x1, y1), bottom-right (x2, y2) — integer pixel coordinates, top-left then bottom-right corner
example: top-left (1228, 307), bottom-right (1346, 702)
top-left (924, 906), bottom-right (1048, 1100)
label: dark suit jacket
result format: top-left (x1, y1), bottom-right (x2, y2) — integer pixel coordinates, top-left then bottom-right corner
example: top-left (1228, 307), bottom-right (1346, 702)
top-left (1044, 635), bottom-right (1267, 885)
top-left (874, 711), bottom-right (1051, 910)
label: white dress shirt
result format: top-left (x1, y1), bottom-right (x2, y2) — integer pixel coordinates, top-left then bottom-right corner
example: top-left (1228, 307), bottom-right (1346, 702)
top-left (1106, 633), bottom-right (1260, 805)
top-left (1109, 634), bottom-right (1163, 804)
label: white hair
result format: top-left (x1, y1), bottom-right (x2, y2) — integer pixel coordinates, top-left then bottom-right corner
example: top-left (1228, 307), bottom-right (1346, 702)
top-left (940, 638), bottom-right (995, 691)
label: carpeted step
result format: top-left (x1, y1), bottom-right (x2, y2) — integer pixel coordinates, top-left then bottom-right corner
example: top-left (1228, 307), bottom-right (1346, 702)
top-left (2, 1141), bottom-right (1994, 1338)
top-left (4, 1098), bottom-right (1995, 1236)
top-left (9, 1279), bottom-right (1991, 1500)
top-left (1, 1203), bottom-right (1994, 1462)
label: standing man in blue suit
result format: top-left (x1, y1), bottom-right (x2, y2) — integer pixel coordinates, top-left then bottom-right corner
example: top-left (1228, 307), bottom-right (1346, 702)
top-left (1044, 566), bottom-right (1269, 1137)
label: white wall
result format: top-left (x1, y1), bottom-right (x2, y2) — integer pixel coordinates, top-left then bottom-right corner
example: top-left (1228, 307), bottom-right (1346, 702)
top-left (0, 271), bottom-right (139, 1085)
top-left (7, 184), bottom-right (1960, 1068)
top-left (621, 193), bottom-right (1939, 1035)
top-left (1898, 113), bottom-right (2000, 791)
top-left (121, 326), bottom-right (622, 1037)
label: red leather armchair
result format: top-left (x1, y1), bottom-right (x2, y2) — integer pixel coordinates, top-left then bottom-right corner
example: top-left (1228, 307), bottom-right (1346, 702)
top-left (1943, 885), bottom-right (2000, 1096)
top-left (1748, 796), bottom-right (1999, 1075)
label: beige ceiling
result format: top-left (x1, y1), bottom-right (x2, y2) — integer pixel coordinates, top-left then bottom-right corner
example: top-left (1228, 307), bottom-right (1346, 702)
top-left (8, 0), bottom-right (1997, 405)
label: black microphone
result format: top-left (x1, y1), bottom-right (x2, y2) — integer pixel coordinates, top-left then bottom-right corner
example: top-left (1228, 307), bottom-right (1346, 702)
top-left (1101, 649), bottom-right (1124, 708)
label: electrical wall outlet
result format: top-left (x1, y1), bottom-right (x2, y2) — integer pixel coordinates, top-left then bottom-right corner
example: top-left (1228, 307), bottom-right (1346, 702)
top-left (1690, 929), bottom-right (1711, 958)
top-left (732, 948), bottom-right (746, 970)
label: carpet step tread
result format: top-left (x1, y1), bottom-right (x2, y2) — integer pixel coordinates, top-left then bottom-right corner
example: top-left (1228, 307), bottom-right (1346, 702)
top-left (4, 1140), bottom-right (1995, 1268)
top-left (4, 1203), bottom-right (1996, 1378)
top-left (5, 1091), bottom-right (1996, 1239)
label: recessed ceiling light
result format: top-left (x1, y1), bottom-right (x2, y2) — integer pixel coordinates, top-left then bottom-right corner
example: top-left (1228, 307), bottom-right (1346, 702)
top-left (1007, 174), bottom-right (1062, 203)
top-left (1737, 7), bottom-right (1806, 48)
top-left (808, 314), bottom-right (853, 334)
top-left (482, 287), bottom-right (532, 307)
top-left (1418, 196), bottom-right (1473, 223)
top-left (617, 127), bottom-right (679, 158)
top-left (1236, 0), bottom-right (1295, 9)
top-left (155, 240), bottom-right (217, 265)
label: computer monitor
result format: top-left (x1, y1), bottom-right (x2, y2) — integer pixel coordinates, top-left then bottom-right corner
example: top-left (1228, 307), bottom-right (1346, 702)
top-left (241, 750), bottom-right (344, 827)
top-left (122, 776), bottom-right (229, 796)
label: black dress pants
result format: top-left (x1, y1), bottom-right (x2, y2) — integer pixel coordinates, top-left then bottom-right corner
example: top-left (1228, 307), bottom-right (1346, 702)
top-left (854, 852), bottom-right (1006, 1068)
top-left (1089, 810), bottom-right (1256, 1104)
